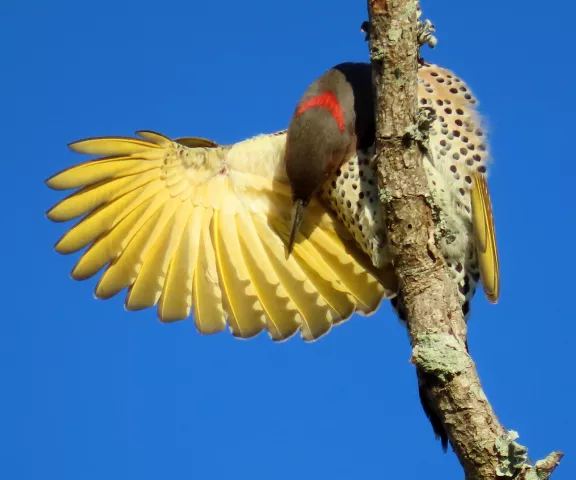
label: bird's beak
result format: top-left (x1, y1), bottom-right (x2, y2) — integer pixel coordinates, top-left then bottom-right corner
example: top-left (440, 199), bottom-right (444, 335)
top-left (287, 200), bottom-right (306, 255)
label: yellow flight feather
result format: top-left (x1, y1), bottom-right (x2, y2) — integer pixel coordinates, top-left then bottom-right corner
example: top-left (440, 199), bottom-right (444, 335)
top-left (68, 136), bottom-right (159, 156)
top-left (192, 209), bottom-right (227, 335)
top-left (46, 157), bottom-right (160, 190)
top-left (135, 130), bottom-right (173, 147)
top-left (95, 199), bottom-right (181, 300)
top-left (471, 172), bottom-right (500, 303)
top-left (235, 211), bottom-right (301, 341)
top-left (47, 170), bottom-right (159, 222)
top-left (158, 206), bottom-right (203, 322)
top-left (214, 208), bottom-right (267, 339)
top-left (125, 205), bottom-right (191, 311)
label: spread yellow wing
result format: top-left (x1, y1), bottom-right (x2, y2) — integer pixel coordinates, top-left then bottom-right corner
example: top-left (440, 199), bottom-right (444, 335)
top-left (46, 131), bottom-right (396, 341)
top-left (470, 172), bottom-right (500, 303)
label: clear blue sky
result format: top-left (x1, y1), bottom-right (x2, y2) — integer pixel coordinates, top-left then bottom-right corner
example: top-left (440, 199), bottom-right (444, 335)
top-left (2, 1), bottom-right (574, 478)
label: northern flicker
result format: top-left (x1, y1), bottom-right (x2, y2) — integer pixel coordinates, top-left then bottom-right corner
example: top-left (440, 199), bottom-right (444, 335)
top-left (46, 62), bottom-right (499, 344)
top-left (287, 62), bottom-right (499, 450)
top-left (287, 62), bottom-right (499, 314)
top-left (284, 63), bottom-right (374, 254)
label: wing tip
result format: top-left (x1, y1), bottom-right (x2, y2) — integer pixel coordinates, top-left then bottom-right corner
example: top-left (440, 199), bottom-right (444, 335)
top-left (67, 135), bottom-right (159, 154)
top-left (67, 138), bottom-right (97, 153)
top-left (45, 205), bottom-right (69, 223)
top-left (485, 286), bottom-right (500, 304)
top-left (135, 130), bottom-right (172, 147)
top-left (45, 172), bottom-right (65, 190)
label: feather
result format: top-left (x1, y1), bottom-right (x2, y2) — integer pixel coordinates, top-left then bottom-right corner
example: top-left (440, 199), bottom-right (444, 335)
top-left (95, 199), bottom-right (180, 299)
top-left (46, 157), bottom-right (161, 190)
top-left (214, 208), bottom-right (267, 338)
top-left (192, 209), bottom-right (226, 335)
top-left (135, 130), bottom-right (172, 147)
top-left (126, 205), bottom-right (191, 310)
top-left (47, 170), bottom-right (158, 222)
top-left (471, 172), bottom-right (500, 303)
top-left (252, 215), bottom-right (335, 341)
top-left (55, 180), bottom-right (164, 254)
top-left (235, 211), bottom-right (301, 341)
top-left (158, 206), bottom-right (202, 322)
top-left (69, 136), bottom-right (159, 156)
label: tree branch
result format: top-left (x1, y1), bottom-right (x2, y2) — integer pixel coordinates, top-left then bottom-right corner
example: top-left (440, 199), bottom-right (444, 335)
top-left (366, 0), bottom-right (563, 477)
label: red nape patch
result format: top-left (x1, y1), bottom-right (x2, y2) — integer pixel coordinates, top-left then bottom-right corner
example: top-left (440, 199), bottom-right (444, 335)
top-left (295, 91), bottom-right (345, 132)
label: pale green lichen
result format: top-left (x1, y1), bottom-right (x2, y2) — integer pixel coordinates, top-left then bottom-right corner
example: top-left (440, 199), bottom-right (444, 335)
top-left (387, 28), bottom-right (402, 43)
top-left (425, 181), bottom-right (457, 248)
top-left (378, 187), bottom-right (393, 205)
top-left (412, 334), bottom-right (469, 381)
top-left (405, 106), bottom-right (437, 150)
top-left (522, 470), bottom-right (547, 480)
top-left (434, 209), bottom-right (457, 246)
top-left (415, 2), bottom-right (437, 48)
top-left (495, 431), bottom-right (528, 478)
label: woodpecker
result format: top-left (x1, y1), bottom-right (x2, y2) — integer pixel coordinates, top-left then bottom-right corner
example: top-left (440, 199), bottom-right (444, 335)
top-left (45, 62), bottom-right (498, 344)
top-left (284, 63), bottom-right (374, 254)
top-left (317, 63), bottom-right (499, 317)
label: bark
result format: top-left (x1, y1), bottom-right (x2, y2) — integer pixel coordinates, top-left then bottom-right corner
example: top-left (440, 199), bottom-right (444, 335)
top-left (365, 0), bottom-right (563, 478)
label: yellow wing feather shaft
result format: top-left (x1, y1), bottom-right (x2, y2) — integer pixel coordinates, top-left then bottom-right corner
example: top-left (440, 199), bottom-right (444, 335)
top-left (471, 173), bottom-right (500, 303)
top-left (46, 131), bottom-right (395, 341)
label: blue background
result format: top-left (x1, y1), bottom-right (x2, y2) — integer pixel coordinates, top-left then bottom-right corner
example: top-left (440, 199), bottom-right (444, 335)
top-left (2, 1), bottom-right (574, 478)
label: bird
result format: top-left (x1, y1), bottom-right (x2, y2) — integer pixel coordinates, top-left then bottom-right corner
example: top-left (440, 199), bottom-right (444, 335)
top-left (46, 62), bottom-right (499, 344)
top-left (284, 63), bottom-right (375, 254)
top-left (286, 62), bottom-right (499, 317)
